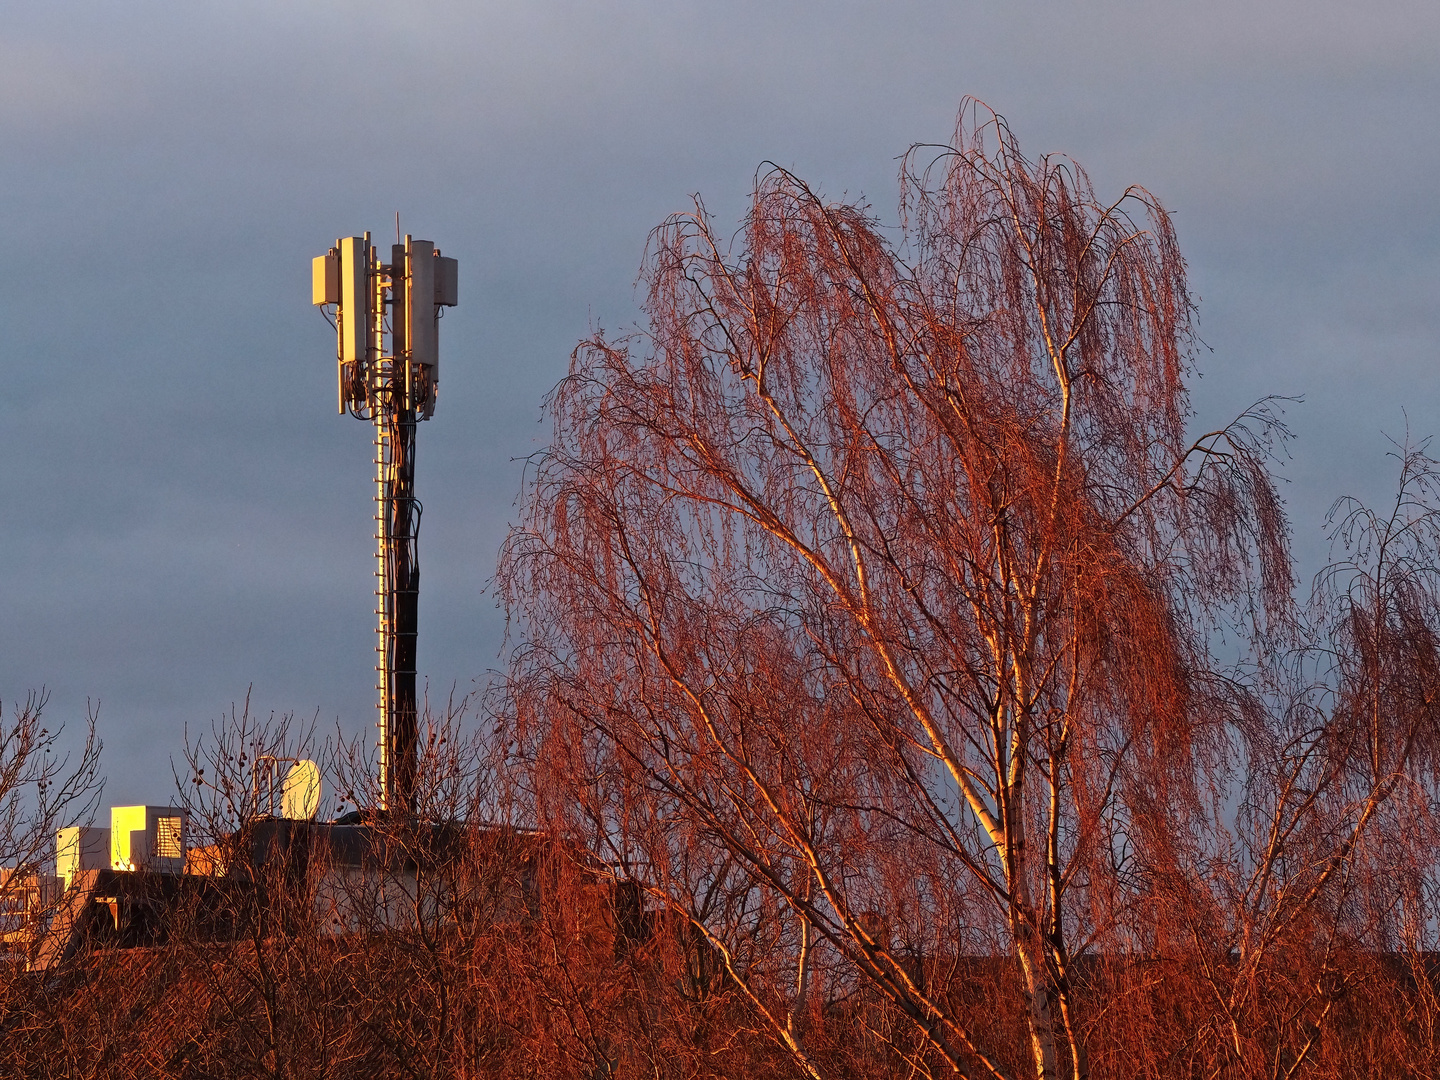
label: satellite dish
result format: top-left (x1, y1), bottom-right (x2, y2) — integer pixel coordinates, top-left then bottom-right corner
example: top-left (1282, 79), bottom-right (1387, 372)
top-left (280, 759), bottom-right (322, 821)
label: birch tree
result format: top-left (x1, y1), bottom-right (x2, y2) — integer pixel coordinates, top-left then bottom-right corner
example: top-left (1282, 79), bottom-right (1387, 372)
top-left (502, 102), bottom-right (1291, 1080)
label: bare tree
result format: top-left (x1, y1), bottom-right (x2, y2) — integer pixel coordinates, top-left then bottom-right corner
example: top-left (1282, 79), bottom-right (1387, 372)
top-left (501, 101), bottom-right (1293, 1080)
top-left (1130, 442), bottom-right (1440, 1078)
top-left (0, 692), bottom-right (102, 883)
top-left (0, 693), bottom-right (104, 1075)
top-left (0, 692), bottom-right (102, 969)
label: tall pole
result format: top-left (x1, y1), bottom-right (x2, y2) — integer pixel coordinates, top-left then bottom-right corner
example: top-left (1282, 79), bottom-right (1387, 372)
top-left (314, 233), bottom-right (456, 816)
top-left (372, 250), bottom-right (420, 813)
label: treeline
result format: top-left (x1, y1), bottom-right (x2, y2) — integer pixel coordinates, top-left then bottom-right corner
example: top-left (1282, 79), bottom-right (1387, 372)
top-left (4, 771), bottom-right (1440, 1080)
top-left (2, 762), bottom-right (1439, 1080)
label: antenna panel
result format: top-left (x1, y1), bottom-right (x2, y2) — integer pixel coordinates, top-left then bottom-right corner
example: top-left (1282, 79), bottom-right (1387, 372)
top-left (435, 256), bottom-right (458, 307)
top-left (391, 243), bottom-right (409, 359)
top-left (338, 236), bottom-right (369, 365)
top-left (407, 239), bottom-right (438, 370)
top-left (312, 251), bottom-right (340, 306)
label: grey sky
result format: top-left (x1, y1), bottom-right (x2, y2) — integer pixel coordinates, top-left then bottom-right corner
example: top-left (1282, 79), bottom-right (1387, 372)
top-left (2, 1), bottom-right (1436, 808)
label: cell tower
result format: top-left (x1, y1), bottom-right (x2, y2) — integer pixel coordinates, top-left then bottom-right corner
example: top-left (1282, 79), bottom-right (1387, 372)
top-left (312, 234), bottom-right (458, 815)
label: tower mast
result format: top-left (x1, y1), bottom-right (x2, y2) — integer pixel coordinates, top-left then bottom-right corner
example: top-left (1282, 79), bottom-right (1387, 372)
top-left (314, 233), bottom-right (458, 814)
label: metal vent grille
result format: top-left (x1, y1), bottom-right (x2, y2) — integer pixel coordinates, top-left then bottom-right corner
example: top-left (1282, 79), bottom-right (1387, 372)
top-left (155, 817), bottom-right (183, 859)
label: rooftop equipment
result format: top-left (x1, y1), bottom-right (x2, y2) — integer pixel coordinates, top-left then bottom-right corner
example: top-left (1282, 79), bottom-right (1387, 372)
top-left (313, 233), bottom-right (458, 814)
top-left (109, 805), bottom-right (188, 874)
top-left (56, 826), bottom-right (110, 890)
top-left (252, 755), bottom-right (324, 821)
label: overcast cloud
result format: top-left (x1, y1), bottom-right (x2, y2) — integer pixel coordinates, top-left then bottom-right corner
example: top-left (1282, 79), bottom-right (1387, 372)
top-left (2, 1), bottom-right (1436, 808)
